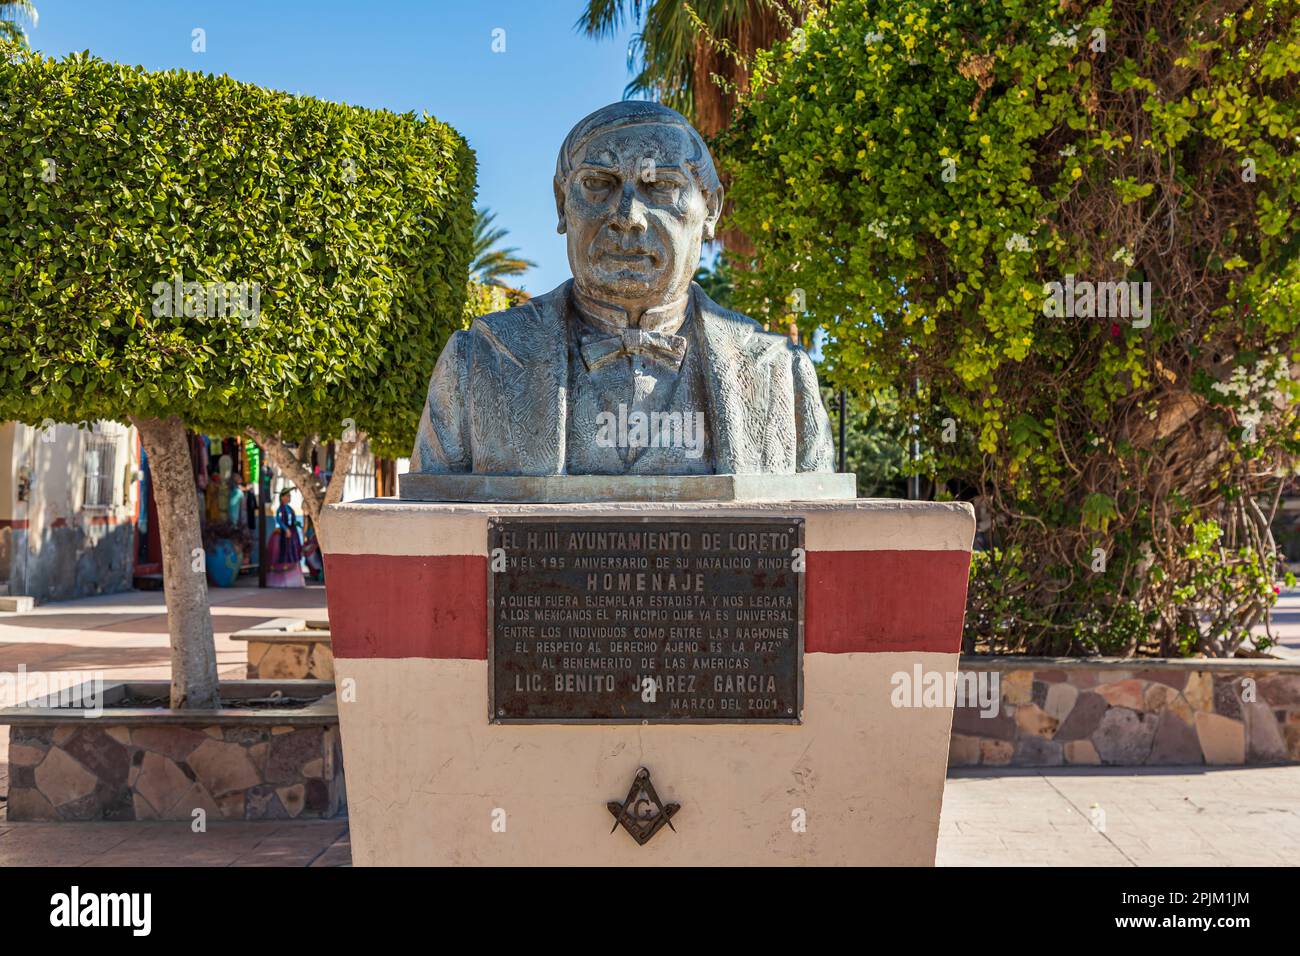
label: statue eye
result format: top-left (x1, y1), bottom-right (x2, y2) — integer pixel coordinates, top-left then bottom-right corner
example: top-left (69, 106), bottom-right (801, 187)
top-left (645, 178), bottom-right (682, 201)
top-left (581, 174), bottom-right (614, 193)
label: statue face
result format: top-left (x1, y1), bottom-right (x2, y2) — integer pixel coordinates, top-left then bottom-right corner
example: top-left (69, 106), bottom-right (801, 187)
top-left (561, 123), bottom-right (714, 307)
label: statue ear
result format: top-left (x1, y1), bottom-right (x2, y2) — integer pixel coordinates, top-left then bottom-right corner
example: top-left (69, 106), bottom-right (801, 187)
top-left (554, 176), bottom-right (567, 235)
top-left (702, 182), bottom-right (724, 242)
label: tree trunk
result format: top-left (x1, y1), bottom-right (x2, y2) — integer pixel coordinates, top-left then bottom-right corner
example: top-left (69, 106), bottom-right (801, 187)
top-left (246, 428), bottom-right (366, 523)
top-left (323, 432), bottom-right (367, 508)
top-left (130, 415), bottom-right (220, 710)
top-left (247, 428), bottom-right (325, 523)
top-left (376, 457), bottom-right (396, 497)
top-left (296, 435), bottom-right (317, 470)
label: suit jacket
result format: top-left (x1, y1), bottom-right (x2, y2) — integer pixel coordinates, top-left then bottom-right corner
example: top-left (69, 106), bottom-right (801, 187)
top-left (411, 280), bottom-right (835, 475)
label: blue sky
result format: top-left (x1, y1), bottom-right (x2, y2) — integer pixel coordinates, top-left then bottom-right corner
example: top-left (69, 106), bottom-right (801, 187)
top-left (25, 0), bottom-right (642, 294)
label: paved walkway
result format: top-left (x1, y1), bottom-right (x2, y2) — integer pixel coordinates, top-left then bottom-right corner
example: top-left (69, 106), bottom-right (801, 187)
top-left (1260, 589), bottom-right (1300, 658)
top-left (0, 583), bottom-right (328, 683)
top-left (0, 585), bottom-right (1296, 866)
top-left (0, 820), bottom-right (351, 866)
top-left (938, 766), bottom-right (1300, 866)
top-left (0, 582), bottom-right (328, 800)
top-left (1, 766), bottom-right (1294, 866)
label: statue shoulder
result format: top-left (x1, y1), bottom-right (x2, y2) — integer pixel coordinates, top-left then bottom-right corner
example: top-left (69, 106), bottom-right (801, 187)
top-left (469, 283), bottom-right (568, 339)
top-left (692, 284), bottom-right (810, 362)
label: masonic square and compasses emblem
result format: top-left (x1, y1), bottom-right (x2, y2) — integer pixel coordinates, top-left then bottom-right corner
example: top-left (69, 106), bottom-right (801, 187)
top-left (607, 767), bottom-right (680, 846)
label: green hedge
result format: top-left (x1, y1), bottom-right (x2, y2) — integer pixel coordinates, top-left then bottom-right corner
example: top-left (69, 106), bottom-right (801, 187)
top-left (722, 0), bottom-right (1300, 655)
top-left (0, 49), bottom-right (476, 456)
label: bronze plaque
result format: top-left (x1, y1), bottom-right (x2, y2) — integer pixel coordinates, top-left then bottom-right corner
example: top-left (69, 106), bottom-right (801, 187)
top-left (488, 516), bottom-right (804, 723)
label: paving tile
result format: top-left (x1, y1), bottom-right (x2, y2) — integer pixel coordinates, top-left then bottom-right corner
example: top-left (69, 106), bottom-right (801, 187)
top-left (938, 765), bottom-right (1300, 866)
top-left (309, 832), bottom-right (352, 867)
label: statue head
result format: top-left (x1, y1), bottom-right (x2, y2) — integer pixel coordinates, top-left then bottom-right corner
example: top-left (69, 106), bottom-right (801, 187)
top-left (554, 101), bottom-right (724, 312)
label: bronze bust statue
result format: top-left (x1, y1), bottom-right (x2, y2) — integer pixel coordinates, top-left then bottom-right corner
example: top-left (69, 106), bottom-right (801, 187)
top-left (412, 101), bottom-right (834, 476)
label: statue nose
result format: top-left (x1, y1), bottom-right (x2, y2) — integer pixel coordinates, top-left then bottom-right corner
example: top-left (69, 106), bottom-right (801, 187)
top-left (610, 184), bottom-right (648, 231)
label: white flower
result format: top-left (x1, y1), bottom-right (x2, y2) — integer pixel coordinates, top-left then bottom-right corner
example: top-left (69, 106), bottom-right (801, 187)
top-left (1214, 354), bottom-right (1292, 414)
top-left (1005, 233), bottom-right (1031, 252)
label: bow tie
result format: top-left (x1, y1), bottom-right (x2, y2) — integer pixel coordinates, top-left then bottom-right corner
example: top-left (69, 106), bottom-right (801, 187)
top-left (580, 327), bottom-right (688, 373)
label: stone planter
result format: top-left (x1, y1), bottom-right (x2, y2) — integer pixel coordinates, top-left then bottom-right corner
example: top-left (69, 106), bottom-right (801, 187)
top-left (232, 618), bottom-right (334, 680)
top-left (949, 656), bottom-right (1300, 767)
top-left (1, 679), bottom-right (345, 821)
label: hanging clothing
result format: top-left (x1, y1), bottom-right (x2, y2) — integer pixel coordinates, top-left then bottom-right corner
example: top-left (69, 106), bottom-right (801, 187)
top-left (302, 521), bottom-right (324, 581)
top-left (245, 439), bottom-right (261, 486)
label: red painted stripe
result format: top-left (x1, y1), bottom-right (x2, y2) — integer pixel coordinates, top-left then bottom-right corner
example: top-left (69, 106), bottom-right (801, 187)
top-left (324, 549), bottom-right (971, 660)
top-left (804, 550), bottom-right (971, 654)
top-left (324, 553), bottom-right (489, 660)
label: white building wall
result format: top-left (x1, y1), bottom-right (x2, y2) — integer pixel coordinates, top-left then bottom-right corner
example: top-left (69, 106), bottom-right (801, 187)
top-left (0, 420), bottom-right (139, 602)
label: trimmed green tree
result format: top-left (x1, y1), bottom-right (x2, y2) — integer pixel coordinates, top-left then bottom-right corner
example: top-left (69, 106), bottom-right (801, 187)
top-left (721, 0), bottom-right (1300, 655)
top-left (0, 50), bottom-right (476, 704)
top-left (248, 279), bottom-right (513, 525)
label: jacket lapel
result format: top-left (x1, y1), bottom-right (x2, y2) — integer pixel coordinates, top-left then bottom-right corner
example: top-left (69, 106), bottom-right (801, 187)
top-left (693, 283), bottom-right (774, 473)
top-left (472, 281), bottom-right (570, 474)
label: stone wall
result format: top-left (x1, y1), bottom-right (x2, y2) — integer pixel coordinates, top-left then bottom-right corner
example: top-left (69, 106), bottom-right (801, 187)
top-left (231, 621), bottom-right (334, 680)
top-left (4, 522), bottom-right (136, 603)
top-left (7, 722), bottom-right (346, 821)
top-left (1, 420), bottom-right (140, 603)
top-left (949, 658), bottom-right (1300, 767)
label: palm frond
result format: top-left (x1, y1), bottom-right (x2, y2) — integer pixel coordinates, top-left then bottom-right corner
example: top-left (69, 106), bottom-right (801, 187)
top-left (575, 0), bottom-right (649, 39)
top-left (0, 0), bottom-right (36, 47)
top-left (575, 1), bottom-right (801, 135)
top-left (470, 207), bottom-right (536, 285)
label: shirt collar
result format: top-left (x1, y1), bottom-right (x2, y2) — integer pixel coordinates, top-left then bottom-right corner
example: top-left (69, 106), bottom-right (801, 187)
top-left (570, 284), bottom-right (691, 336)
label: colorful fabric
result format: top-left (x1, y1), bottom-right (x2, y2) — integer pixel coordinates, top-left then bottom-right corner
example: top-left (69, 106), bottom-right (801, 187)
top-left (272, 501), bottom-right (303, 569)
top-left (266, 504), bottom-right (304, 588)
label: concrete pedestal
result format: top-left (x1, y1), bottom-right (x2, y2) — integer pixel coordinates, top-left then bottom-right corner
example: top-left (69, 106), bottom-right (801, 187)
top-left (319, 498), bottom-right (974, 866)
top-left (399, 472), bottom-right (857, 503)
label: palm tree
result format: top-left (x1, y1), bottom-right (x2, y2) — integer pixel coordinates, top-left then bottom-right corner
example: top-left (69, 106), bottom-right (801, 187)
top-left (578, 1), bottom-right (803, 259)
top-left (471, 207), bottom-right (536, 286)
top-left (0, 1), bottom-right (37, 47)
top-left (576, 0), bottom-right (802, 137)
